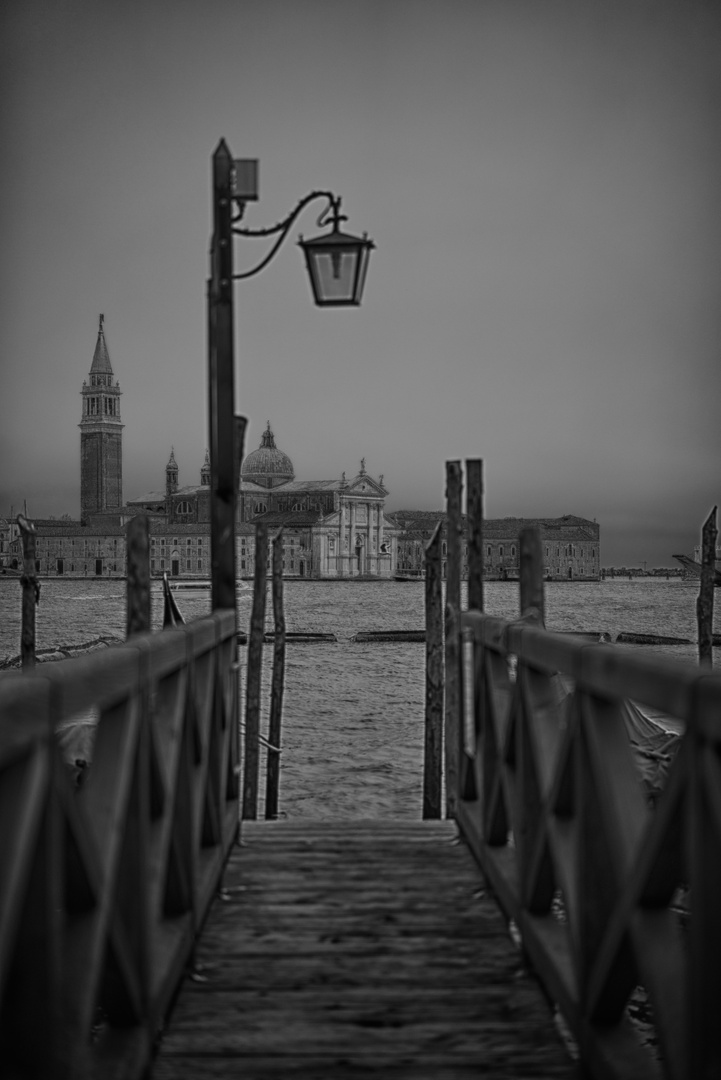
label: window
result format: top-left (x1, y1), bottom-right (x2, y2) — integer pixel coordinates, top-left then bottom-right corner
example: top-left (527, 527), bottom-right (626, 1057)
top-left (160, 559), bottom-right (165, 569)
top-left (173, 538), bottom-right (178, 546)
top-left (511, 546), bottom-right (516, 557)
top-left (254, 502), bottom-right (267, 514)
top-left (197, 538), bottom-right (202, 546)
top-left (186, 560), bottom-right (191, 570)
top-left (151, 559), bottom-right (156, 571)
top-left (197, 560), bottom-right (202, 570)
top-left (187, 538), bottom-right (192, 546)
top-left (292, 503), bottom-right (302, 511)
top-left (487, 545), bottom-right (491, 557)
top-left (241, 559), bottom-right (246, 570)
top-left (499, 546), bottom-right (504, 558)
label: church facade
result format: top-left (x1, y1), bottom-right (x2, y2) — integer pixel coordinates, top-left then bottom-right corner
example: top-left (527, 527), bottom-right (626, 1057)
top-left (126, 422), bottom-right (398, 579)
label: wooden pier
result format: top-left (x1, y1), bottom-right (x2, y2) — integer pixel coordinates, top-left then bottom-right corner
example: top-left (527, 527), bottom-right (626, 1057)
top-left (2, 460), bottom-right (721, 1079)
top-left (154, 820), bottom-right (572, 1078)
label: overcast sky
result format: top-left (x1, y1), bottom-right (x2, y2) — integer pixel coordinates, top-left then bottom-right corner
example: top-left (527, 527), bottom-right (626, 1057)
top-left (2, 0), bottom-right (720, 565)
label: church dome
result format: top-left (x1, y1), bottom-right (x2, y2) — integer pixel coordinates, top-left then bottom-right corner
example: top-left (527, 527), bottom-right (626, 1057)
top-left (241, 422), bottom-right (294, 488)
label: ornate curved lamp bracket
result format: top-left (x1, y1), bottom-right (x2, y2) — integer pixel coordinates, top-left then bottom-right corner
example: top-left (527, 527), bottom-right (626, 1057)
top-left (231, 190), bottom-right (346, 281)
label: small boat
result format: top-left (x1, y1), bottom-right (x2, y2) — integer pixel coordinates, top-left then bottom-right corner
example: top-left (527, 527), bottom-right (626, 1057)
top-left (162, 572), bottom-right (185, 627)
top-left (169, 580), bottom-right (211, 593)
top-left (672, 553), bottom-right (721, 587)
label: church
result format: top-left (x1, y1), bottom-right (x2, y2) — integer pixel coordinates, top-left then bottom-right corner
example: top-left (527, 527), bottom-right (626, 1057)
top-left (7, 317), bottom-right (399, 579)
top-left (4, 318), bottom-right (600, 581)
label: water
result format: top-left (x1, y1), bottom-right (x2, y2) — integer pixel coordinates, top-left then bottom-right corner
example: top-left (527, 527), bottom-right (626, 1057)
top-left (0, 578), bottom-right (718, 818)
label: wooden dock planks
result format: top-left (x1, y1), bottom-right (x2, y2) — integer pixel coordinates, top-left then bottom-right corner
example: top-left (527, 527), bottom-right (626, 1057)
top-left (153, 821), bottom-right (573, 1078)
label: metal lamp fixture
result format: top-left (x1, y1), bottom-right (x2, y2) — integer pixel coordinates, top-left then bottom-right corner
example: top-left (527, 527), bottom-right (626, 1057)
top-left (230, 166), bottom-right (375, 308)
top-left (298, 199), bottom-right (375, 307)
top-left (207, 139), bottom-right (375, 612)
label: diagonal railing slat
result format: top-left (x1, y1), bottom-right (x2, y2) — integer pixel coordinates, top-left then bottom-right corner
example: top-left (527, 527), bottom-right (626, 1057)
top-left (0, 611), bottom-right (239, 1080)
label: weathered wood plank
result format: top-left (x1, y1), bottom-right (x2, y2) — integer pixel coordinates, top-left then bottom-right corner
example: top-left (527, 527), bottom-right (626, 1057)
top-left (154, 821), bottom-right (572, 1077)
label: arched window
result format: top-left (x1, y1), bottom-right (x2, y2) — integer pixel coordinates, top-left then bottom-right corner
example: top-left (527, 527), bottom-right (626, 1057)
top-left (254, 502), bottom-right (267, 514)
top-left (442, 541), bottom-right (447, 556)
top-left (487, 545), bottom-right (491, 557)
top-left (511, 545), bottom-right (516, 557)
top-left (292, 503), bottom-right (302, 511)
top-left (499, 546), bottom-right (504, 558)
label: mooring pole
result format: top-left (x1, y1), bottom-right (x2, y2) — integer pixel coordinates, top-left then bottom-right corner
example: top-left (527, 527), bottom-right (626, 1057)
top-left (697, 505), bottom-right (717, 668)
top-left (126, 515), bottom-right (151, 637)
top-left (466, 459), bottom-right (484, 613)
top-left (519, 526), bottom-right (545, 626)
top-left (423, 521), bottom-right (443, 819)
top-left (265, 529), bottom-right (286, 819)
top-left (444, 461), bottom-right (463, 818)
top-left (243, 522), bottom-right (268, 819)
top-left (17, 514), bottom-right (39, 671)
top-left (208, 140), bottom-right (237, 614)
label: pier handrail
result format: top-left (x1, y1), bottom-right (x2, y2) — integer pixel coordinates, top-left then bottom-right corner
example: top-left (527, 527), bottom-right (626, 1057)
top-left (452, 607), bottom-right (721, 1080)
top-left (0, 611), bottom-right (239, 1079)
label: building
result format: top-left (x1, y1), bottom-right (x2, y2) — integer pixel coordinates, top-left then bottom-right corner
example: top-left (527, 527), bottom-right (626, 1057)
top-left (4, 318), bottom-right (600, 582)
top-left (80, 315), bottom-right (123, 523)
top-left (394, 511), bottom-right (600, 581)
top-left (128, 422), bottom-right (398, 579)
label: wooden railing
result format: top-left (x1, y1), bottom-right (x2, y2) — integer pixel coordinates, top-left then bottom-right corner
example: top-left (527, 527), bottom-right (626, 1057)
top-left (0, 611), bottom-right (239, 1080)
top-left (451, 608), bottom-right (721, 1080)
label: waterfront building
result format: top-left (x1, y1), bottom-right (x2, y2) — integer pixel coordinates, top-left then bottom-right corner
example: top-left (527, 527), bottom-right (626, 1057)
top-left (131, 423), bottom-right (398, 579)
top-left (394, 511), bottom-right (601, 581)
top-left (4, 318), bottom-right (599, 581)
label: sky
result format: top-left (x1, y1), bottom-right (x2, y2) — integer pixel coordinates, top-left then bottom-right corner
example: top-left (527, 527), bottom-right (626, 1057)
top-left (1, 0), bottom-right (720, 566)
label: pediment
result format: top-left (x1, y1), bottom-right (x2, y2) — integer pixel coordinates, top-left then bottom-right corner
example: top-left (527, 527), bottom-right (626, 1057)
top-left (345, 475), bottom-right (385, 497)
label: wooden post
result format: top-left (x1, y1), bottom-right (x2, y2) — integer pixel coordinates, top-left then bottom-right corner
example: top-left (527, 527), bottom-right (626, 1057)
top-left (444, 461), bottom-right (463, 818)
top-left (466, 459), bottom-right (484, 612)
top-left (126, 515), bottom-right (151, 637)
top-left (17, 514), bottom-right (39, 671)
top-left (233, 415), bottom-right (247, 500)
top-left (243, 522), bottom-right (268, 819)
top-left (265, 529), bottom-right (286, 819)
top-left (697, 505), bottom-right (717, 668)
top-left (519, 526), bottom-right (545, 625)
top-left (208, 140), bottom-right (237, 614)
top-left (424, 522), bottom-right (443, 819)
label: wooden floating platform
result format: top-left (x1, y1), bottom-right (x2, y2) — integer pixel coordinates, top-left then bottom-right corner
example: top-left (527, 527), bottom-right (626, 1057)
top-left (153, 821), bottom-right (572, 1079)
top-left (616, 631), bottom-right (693, 645)
top-left (237, 631), bottom-right (338, 645)
top-left (352, 629), bottom-right (426, 643)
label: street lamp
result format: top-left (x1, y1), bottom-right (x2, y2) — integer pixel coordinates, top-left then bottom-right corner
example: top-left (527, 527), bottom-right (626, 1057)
top-left (207, 139), bottom-right (374, 611)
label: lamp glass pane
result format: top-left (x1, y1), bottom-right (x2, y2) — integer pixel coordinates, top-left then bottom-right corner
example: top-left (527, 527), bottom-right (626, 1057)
top-left (309, 249), bottom-right (359, 303)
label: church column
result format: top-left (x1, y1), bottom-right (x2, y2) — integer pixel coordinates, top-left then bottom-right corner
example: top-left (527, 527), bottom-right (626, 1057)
top-left (338, 497), bottom-right (344, 577)
top-left (350, 500), bottom-right (356, 575)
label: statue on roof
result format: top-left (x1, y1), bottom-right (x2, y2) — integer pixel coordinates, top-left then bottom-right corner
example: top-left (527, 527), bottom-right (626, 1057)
top-left (360, 458), bottom-right (366, 475)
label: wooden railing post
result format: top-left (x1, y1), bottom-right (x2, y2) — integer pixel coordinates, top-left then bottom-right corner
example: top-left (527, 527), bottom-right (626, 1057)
top-left (697, 505), bottom-right (717, 667)
top-left (445, 461), bottom-right (463, 818)
top-left (466, 459), bottom-right (484, 613)
top-left (519, 526), bottom-right (545, 625)
top-left (265, 529), bottom-right (285, 820)
top-left (126, 515), bottom-right (151, 637)
top-left (424, 522), bottom-right (443, 819)
top-left (17, 514), bottom-right (39, 670)
top-left (243, 522), bottom-right (268, 820)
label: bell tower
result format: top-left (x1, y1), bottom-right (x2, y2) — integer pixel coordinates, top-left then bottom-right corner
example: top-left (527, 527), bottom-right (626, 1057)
top-left (79, 314), bottom-right (123, 522)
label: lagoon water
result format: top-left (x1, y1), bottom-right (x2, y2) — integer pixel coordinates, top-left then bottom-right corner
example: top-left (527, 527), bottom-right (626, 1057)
top-left (0, 578), bottom-right (718, 818)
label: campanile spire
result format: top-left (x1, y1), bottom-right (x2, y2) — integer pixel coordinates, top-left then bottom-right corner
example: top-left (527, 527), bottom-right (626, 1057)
top-left (79, 314), bottom-right (123, 522)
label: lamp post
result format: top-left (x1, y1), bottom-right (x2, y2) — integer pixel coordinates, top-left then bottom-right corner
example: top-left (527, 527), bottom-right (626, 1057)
top-left (207, 139), bottom-right (374, 613)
